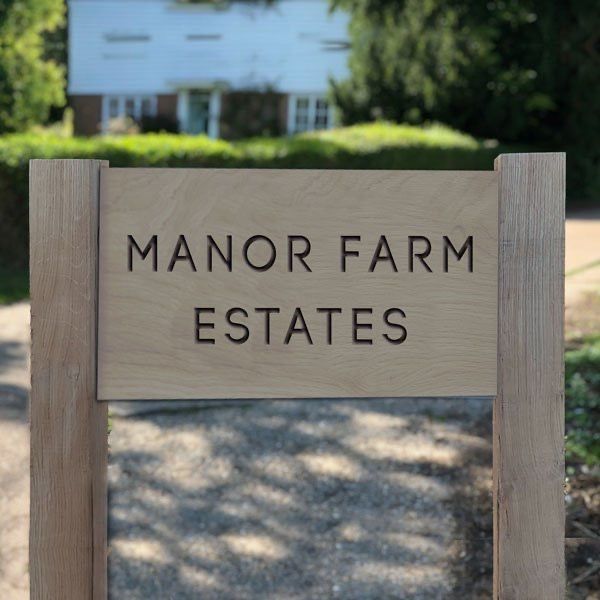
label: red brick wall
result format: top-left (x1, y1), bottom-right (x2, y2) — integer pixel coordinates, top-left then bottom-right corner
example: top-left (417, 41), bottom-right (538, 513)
top-left (70, 95), bottom-right (102, 136)
top-left (157, 94), bottom-right (178, 121)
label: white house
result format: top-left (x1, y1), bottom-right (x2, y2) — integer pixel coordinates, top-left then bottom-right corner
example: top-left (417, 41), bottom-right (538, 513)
top-left (68, 0), bottom-right (350, 137)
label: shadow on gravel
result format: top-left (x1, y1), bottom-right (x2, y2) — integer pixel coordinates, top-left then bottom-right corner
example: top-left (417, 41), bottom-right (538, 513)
top-left (108, 397), bottom-right (493, 599)
top-left (447, 408), bottom-right (494, 598)
top-left (0, 385), bottom-right (28, 423)
top-left (0, 339), bottom-right (27, 378)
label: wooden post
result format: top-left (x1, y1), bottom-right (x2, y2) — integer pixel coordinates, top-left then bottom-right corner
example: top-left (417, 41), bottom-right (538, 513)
top-left (494, 153), bottom-right (565, 598)
top-left (29, 160), bottom-right (108, 600)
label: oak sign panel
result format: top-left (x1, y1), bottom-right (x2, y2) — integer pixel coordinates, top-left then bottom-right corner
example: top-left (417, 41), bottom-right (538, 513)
top-left (97, 168), bottom-right (497, 399)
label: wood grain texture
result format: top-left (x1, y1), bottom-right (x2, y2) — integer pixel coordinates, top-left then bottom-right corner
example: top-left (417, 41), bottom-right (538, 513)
top-left (29, 159), bottom-right (108, 600)
top-left (97, 168), bottom-right (498, 400)
top-left (494, 153), bottom-right (565, 598)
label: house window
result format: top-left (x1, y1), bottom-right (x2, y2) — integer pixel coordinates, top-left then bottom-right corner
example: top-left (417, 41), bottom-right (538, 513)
top-left (125, 98), bottom-right (136, 119)
top-left (294, 98), bottom-right (310, 132)
top-left (108, 98), bottom-right (119, 119)
top-left (104, 33), bottom-right (151, 43)
top-left (140, 97), bottom-right (154, 117)
top-left (102, 95), bottom-right (157, 130)
top-left (314, 98), bottom-right (329, 129)
top-left (288, 95), bottom-right (333, 134)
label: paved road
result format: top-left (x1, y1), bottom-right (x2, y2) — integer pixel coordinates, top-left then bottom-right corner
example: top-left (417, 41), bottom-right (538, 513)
top-left (564, 210), bottom-right (600, 337)
top-left (0, 302), bottom-right (28, 600)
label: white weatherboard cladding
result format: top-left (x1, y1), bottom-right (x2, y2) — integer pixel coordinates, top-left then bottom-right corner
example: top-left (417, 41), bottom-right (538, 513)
top-left (68, 0), bottom-right (350, 95)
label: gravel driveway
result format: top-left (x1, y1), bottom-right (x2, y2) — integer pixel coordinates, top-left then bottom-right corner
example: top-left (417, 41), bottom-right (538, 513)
top-left (0, 301), bottom-right (493, 598)
top-left (108, 397), bottom-right (492, 599)
top-left (0, 301), bottom-right (494, 599)
top-left (0, 302), bottom-right (29, 600)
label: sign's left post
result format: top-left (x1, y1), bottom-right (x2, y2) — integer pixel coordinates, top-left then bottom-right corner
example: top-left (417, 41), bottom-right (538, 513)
top-left (29, 159), bottom-right (109, 600)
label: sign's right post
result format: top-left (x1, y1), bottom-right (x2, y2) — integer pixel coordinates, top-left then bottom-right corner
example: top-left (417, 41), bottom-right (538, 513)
top-left (494, 153), bottom-right (566, 598)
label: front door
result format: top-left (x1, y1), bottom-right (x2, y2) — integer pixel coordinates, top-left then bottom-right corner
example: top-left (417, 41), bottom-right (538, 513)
top-left (188, 91), bottom-right (211, 135)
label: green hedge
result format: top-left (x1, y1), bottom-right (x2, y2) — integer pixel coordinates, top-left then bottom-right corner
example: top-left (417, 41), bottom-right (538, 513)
top-left (1, 123), bottom-right (515, 268)
top-left (566, 336), bottom-right (600, 466)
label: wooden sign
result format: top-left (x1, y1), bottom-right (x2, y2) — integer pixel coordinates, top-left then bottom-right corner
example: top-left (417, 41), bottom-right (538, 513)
top-left (29, 155), bottom-right (565, 600)
top-left (98, 168), bottom-right (497, 399)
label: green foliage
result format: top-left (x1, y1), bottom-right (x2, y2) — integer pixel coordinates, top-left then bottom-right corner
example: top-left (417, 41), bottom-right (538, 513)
top-left (0, 268), bottom-right (28, 304)
top-left (565, 337), bottom-right (600, 466)
top-left (220, 92), bottom-right (285, 139)
top-left (0, 0), bottom-right (65, 133)
top-left (0, 123), bottom-right (514, 269)
top-left (331, 0), bottom-right (600, 202)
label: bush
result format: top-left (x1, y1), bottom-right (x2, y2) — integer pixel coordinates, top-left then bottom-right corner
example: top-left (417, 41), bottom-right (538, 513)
top-left (0, 267), bottom-right (28, 304)
top-left (331, 0), bottom-right (600, 204)
top-left (0, 123), bottom-right (515, 269)
top-left (140, 114), bottom-right (179, 134)
top-left (565, 337), bottom-right (600, 466)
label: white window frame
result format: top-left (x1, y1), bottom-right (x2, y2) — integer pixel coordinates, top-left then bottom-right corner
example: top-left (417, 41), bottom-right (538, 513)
top-left (177, 89), bottom-right (221, 138)
top-left (101, 95), bottom-right (158, 132)
top-left (287, 94), bottom-right (335, 134)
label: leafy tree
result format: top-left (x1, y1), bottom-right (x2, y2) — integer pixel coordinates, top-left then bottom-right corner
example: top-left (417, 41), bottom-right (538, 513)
top-left (0, 0), bottom-right (65, 133)
top-left (331, 0), bottom-right (600, 201)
